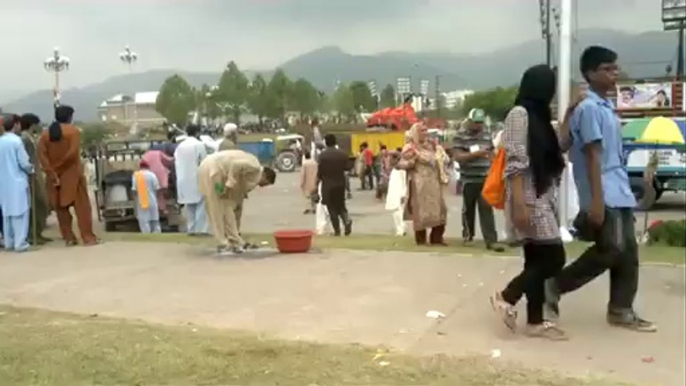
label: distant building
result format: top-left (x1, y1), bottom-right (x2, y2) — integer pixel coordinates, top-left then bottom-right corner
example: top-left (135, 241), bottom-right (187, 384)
top-left (97, 92), bottom-right (164, 128)
top-left (442, 90), bottom-right (475, 110)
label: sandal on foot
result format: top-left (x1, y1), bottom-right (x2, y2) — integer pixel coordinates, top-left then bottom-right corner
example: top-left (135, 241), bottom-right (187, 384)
top-left (490, 290), bottom-right (518, 332)
top-left (524, 321), bottom-right (569, 341)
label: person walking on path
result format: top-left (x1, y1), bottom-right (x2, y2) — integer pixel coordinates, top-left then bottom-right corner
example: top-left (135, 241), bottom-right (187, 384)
top-left (361, 142), bottom-right (375, 190)
top-left (19, 114), bottom-right (51, 245)
top-left (300, 152), bottom-right (318, 214)
top-left (174, 124), bottom-right (209, 236)
top-left (132, 160), bottom-right (162, 234)
top-left (198, 150), bottom-right (276, 254)
top-left (38, 106), bottom-right (99, 247)
top-left (398, 122), bottom-right (448, 246)
top-left (317, 134), bottom-right (352, 236)
top-left (0, 115), bottom-right (34, 252)
top-left (544, 46), bottom-right (656, 333)
top-left (490, 65), bottom-right (577, 340)
top-left (453, 108), bottom-right (504, 252)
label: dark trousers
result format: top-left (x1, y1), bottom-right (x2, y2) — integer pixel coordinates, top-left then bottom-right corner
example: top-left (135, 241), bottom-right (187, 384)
top-left (415, 225), bottom-right (446, 245)
top-left (324, 187), bottom-right (350, 235)
top-left (362, 166), bottom-right (374, 190)
top-left (502, 243), bottom-right (566, 324)
top-left (553, 208), bottom-right (638, 315)
top-left (461, 181), bottom-right (498, 244)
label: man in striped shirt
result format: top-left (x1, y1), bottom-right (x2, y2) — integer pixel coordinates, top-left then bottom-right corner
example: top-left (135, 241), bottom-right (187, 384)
top-left (452, 108), bottom-right (503, 252)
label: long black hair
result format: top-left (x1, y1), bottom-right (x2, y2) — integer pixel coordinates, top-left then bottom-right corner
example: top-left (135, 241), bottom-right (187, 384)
top-left (49, 105), bottom-right (74, 142)
top-left (515, 65), bottom-right (564, 196)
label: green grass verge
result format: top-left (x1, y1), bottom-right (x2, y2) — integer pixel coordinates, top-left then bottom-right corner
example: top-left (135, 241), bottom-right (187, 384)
top-left (0, 306), bottom-right (628, 386)
top-left (101, 232), bottom-right (686, 266)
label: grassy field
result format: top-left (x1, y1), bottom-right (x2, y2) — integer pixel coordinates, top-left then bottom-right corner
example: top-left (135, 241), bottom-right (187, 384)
top-left (0, 306), bottom-right (629, 386)
top-left (101, 232), bottom-right (686, 266)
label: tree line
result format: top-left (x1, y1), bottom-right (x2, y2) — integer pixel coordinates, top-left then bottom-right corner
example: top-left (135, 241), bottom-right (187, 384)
top-left (155, 60), bottom-right (522, 127)
top-left (155, 61), bottom-right (400, 126)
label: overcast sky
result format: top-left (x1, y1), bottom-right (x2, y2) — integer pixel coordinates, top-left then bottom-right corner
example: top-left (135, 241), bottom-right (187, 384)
top-left (0, 0), bottom-right (662, 94)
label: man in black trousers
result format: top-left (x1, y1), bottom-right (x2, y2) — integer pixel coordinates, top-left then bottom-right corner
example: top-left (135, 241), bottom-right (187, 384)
top-left (317, 134), bottom-right (352, 236)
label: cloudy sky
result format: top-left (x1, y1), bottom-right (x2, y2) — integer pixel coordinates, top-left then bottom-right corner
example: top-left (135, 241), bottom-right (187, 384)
top-left (0, 0), bottom-right (663, 95)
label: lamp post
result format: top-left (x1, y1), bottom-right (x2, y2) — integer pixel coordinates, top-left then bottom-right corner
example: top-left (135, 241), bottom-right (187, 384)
top-left (119, 46), bottom-right (139, 131)
top-left (662, 0), bottom-right (686, 79)
top-left (44, 46), bottom-right (70, 107)
top-left (557, 0), bottom-right (573, 235)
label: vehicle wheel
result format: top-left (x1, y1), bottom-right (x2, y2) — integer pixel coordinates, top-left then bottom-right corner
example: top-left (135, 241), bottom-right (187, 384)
top-left (654, 187), bottom-right (664, 202)
top-left (276, 151), bottom-right (297, 172)
top-left (105, 221), bottom-right (117, 232)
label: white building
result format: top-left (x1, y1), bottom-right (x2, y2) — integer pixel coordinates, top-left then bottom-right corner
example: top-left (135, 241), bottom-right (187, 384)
top-left (442, 90), bottom-right (475, 110)
top-left (97, 91), bottom-right (165, 128)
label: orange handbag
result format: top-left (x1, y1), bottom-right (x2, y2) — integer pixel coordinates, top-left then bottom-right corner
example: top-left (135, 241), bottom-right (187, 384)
top-left (481, 148), bottom-right (506, 210)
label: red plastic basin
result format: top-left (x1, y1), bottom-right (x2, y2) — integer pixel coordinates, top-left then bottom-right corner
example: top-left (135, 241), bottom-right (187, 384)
top-left (273, 230), bottom-right (314, 253)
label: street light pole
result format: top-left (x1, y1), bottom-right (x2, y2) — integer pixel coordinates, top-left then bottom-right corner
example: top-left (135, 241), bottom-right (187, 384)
top-left (119, 46), bottom-right (139, 131)
top-left (662, 0), bottom-right (686, 80)
top-left (44, 47), bottom-right (70, 108)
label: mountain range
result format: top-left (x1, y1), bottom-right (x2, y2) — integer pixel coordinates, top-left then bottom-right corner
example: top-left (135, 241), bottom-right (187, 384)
top-left (2, 29), bottom-right (681, 122)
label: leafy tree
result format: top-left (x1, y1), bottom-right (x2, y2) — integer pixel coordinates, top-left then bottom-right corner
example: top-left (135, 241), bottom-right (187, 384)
top-left (155, 74), bottom-right (196, 125)
top-left (216, 61), bottom-right (249, 123)
top-left (247, 74), bottom-right (269, 125)
top-left (380, 84), bottom-right (396, 108)
top-left (265, 69), bottom-right (292, 121)
top-left (291, 78), bottom-right (320, 118)
top-left (349, 81), bottom-right (377, 113)
top-left (197, 84), bottom-right (221, 119)
top-left (332, 83), bottom-right (355, 121)
top-left (461, 86), bottom-right (518, 121)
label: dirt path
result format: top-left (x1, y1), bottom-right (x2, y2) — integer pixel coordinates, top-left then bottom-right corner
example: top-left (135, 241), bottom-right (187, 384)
top-left (0, 242), bottom-right (683, 385)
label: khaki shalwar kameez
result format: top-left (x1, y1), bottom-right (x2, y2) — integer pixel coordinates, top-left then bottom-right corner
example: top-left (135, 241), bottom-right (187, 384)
top-left (198, 150), bottom-right (262, 249)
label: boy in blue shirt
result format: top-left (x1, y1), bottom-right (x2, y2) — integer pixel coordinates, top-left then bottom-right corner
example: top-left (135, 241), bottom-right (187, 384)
top-left (545, 46), bottom-right (655, 332)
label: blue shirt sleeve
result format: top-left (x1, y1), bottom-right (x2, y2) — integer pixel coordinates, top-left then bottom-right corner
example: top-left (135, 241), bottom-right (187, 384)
top-left (575, 102), bottom-right (603, 146)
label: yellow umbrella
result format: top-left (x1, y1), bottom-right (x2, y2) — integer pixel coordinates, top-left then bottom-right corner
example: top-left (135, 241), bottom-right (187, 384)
top-left (636, 117), bottom-right (686, 145)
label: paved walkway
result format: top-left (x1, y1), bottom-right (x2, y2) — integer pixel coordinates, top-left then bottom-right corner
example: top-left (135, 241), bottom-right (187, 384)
top-left (0, 242), bottom-right (683, 385)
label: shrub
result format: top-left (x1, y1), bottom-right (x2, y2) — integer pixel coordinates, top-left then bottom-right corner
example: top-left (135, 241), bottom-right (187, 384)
top-left (647, 219), bottom-right (686, 247)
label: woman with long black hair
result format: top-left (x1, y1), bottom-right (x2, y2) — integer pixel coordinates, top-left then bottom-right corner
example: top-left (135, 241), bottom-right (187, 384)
top-left (489, 65), bottom-right (576, 340)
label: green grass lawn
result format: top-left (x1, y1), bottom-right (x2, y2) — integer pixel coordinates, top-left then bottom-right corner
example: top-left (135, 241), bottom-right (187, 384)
top-left (0, 306), bottom-right (629, 386)
top-left (103, 232), bottom-right (686, 266)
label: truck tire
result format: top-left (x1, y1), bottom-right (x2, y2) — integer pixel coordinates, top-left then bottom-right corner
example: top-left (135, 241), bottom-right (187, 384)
top-left (276, 151), bottom-right (297, 173)
top-left (105, 221), bottom-right (117, 232)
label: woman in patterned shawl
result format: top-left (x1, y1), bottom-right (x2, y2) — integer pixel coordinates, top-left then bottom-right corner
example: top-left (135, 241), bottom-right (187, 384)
top-left (398, 122), bottom-right (448, 245)
top-left (490, 64), bottom-right (576, 341)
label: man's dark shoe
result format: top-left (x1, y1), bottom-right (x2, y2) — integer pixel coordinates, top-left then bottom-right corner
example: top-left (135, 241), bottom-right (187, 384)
top-left (544, 278), bottom-right (561, 322)
top-left (607, 312), bottom-right (657, 333)
top-left (344, 220), bottom-right (353, 236)
top-left (486, 243), bottom-right (505, 253)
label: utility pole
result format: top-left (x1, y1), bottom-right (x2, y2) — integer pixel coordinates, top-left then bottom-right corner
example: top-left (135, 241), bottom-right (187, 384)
top-left (677, 27), bottom-right (684, 79)
top-left (435, 75), bottom-right (441, 118)
top-left (545, 0), bottom-right (552, 66)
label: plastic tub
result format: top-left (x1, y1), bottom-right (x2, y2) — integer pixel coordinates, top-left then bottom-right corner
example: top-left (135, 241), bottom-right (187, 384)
top-left (273, 230), bottom-right (314, 253)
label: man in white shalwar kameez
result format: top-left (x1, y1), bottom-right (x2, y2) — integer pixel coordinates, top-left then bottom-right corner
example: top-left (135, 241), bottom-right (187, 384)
top-left (174, 124), bottom-right (209, 235)
top-left (198, 150), bottom-right (276, 254)
top-left (385, 157), bottom-right (408, 236)
top-left (0, 116), bottom-right (34, 252)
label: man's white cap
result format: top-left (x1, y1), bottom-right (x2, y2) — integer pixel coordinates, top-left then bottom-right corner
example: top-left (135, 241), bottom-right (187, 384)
top-left (223, 123), bottom-right (237, 136)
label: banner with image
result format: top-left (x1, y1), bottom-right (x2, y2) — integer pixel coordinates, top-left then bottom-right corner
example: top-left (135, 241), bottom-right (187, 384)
top-left (616, 83), bottom-right (673, 110)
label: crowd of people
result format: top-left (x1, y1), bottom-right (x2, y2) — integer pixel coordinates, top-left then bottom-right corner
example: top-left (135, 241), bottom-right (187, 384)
top-left (0, 106), bottom-right (98, 251)
top-left (300, 44), bottom-right (656, 341)
top-left (0, 43), bottom-right (656, 341)
top-left (0, 109), bottom-right (277, 255)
